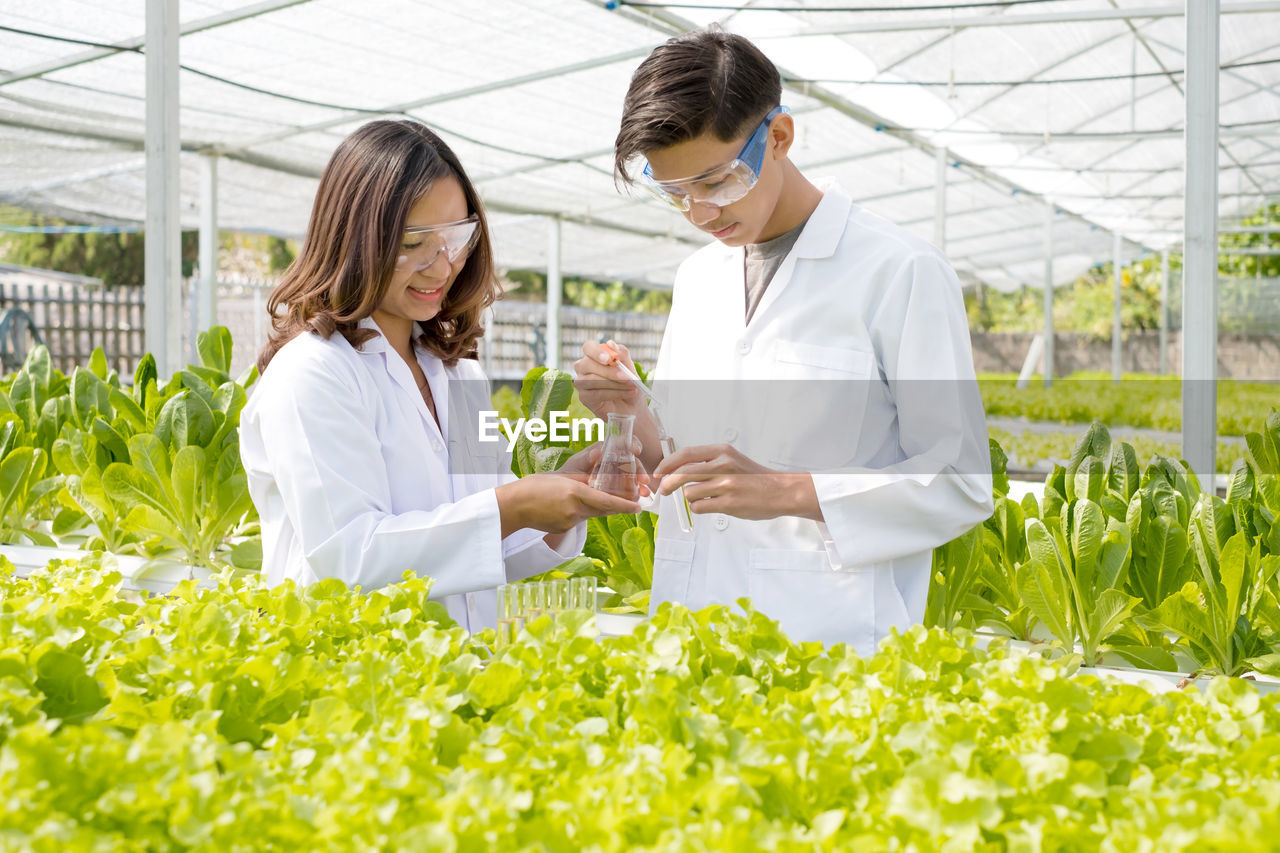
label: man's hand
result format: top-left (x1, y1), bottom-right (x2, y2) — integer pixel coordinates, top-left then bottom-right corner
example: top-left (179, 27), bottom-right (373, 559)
top-left (572, 339), bottom-right (664, 473)
top-left (652, 444), bottom-right (823, 522)
top-left (572, 340), bottom-right (646, 420)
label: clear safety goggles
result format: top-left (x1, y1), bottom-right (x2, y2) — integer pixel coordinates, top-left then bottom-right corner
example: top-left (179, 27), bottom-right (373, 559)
top-left (395, 215), bottom-right (480, 272)
top-left (640, 105), bottom-right (788, 212)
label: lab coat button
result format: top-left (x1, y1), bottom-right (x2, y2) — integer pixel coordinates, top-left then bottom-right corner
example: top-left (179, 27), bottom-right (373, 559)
top-left (431, 441), bottom-right (444, 453)
top-left (736, 340), bottom-right (751, 355)
top-left (713, 515), bottom-right (729, 531)
top-left (723, 427), bottom-right (738, 442)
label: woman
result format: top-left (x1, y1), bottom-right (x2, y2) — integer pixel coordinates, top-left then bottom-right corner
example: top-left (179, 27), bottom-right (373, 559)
top-left (240, 119), bottom-right (640, 631)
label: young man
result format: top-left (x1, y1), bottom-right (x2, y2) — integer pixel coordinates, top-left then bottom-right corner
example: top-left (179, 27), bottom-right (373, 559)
top-left (573, 28), bottom-right (992, 653)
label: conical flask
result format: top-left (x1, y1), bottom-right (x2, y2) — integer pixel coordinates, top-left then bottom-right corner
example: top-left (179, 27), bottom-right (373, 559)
top-left (588, 413), bottom-right (642, 499)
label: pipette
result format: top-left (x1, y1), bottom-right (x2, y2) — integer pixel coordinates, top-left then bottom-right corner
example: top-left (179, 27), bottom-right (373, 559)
top-left (599, 341), bottom-right (695, 533)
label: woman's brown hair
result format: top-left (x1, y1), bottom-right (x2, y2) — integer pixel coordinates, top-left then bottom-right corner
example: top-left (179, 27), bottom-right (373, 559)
top-left (257, 119), bottom-right (498, 372)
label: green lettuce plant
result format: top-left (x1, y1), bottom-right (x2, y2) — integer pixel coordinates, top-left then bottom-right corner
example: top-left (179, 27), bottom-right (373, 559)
top-left (4, 559), bottom-right (1280, 850)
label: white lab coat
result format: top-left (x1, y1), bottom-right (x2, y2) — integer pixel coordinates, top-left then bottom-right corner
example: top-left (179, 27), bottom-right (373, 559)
top-left (239, 316), bottom-right (585, 632)
top-left (648, 180), bottom-right (993, 654)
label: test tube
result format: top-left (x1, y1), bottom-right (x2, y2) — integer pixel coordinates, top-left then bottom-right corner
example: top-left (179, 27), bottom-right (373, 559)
top-left (570, 576), bottom-right (598, 613)
top-left (547, 578), bottom-right (570, 616)
top-left (659, 435), bottom-right (696, 533)
top-left (496, 583), bottom-right (521, 648)
top-left (521, 581), bottom-right (547, 622)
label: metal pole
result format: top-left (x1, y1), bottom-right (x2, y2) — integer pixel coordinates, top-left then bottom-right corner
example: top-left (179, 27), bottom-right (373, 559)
top-left (1159, 250), bottom-right (1170, 375)
top-left (198, 154), bottom-right (218, 337)
top-left (765, 2), bottom-right (1280, 36)
top-left (1113, 231), bottom-right (1124, 381)
top-left (546, 216), bottom-right (562, 369)
top-left (1130, 33), bottom-right (1138, 132)
top-left (934, 147), bottom-right (947, 252)
top-left (1043, 203), bottom-right (1054, 386)
top-left (1183, 0), bottom-right (1219, 484)
top-left (188, 276), bottom-right (198, 365)
top-left (145, 0), bottom-right (181, 377)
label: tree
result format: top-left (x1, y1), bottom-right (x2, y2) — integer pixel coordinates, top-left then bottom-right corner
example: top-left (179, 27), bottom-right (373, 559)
top-left (0, 209), bottom-right (197, 285)
top-left (501, 270), bottom-right (672, 314)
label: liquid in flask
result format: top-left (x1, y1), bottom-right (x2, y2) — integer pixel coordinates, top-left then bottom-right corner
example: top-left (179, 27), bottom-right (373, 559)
top-left (589, 413), bottom-right (642, 499)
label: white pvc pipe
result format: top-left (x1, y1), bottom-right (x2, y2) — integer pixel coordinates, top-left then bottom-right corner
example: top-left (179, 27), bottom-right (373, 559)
top-left (1159, 251), bottom-right (1170, 375)
top-left (1043, 203), bottom-right (1055, 386)
top-left (198, 154), bottom-right (218, 338)
top-left (1113, 230), bottom-right (1123, 381)
top-left (1183, 0), bottom-right (1220, 484)
top-left (934, 147), bottom-right (947, 253)
top-left (145, 0), bottom-right (181, 378)
top-left (546, 216), bottom-right (562, 369)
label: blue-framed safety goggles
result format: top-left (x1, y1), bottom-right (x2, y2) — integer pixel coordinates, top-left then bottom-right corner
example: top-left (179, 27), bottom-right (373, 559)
top-left (640, 105), bottom-right (789, 211)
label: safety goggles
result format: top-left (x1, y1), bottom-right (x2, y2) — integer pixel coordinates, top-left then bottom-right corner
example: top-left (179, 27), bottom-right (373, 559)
top-left (396, 215), bottom-right (480, 272)
top-left (640, 105), bottom-right (789, 212)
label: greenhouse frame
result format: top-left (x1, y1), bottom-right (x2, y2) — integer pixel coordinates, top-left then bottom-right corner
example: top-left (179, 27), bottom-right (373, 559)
top-left (2, 2), bottom-right (1280, 849)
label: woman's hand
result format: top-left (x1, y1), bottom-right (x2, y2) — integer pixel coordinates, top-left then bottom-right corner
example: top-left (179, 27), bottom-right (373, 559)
top-left (496, 474), bottom-right (642, 538)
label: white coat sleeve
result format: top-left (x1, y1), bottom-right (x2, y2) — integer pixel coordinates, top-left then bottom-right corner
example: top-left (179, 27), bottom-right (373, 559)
top-left (501, 526), bottom-right (586, 581)
top-left (248, 353), bottom-right (507, 596)
top-left (812, 252), bottom-right (994, 568)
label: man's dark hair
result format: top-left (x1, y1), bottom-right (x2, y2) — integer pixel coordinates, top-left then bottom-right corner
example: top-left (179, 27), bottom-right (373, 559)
top-left (614, 28), bottom-right (782, 185)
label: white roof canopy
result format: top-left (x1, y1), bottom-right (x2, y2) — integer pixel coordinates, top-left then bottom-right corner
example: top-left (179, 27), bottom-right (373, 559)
top-left (2, 0), bottom-right (1278, 291)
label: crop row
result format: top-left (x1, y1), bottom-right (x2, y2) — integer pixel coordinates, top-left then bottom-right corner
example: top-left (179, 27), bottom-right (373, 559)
top-left (2, 561), bottom-right (1278, 850)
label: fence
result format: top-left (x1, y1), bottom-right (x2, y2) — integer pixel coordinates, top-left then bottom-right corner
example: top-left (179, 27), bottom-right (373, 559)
top-left (480, 302), bottom-right (667, 381)
top-left (206, 279), bottom-right (668, 381)
top-left (0, 271), bottom-right (145, 376)
top-left (0, 265), bottom-right (670, 380)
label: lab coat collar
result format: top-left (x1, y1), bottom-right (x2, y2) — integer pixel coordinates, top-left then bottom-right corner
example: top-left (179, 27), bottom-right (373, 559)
top-left (354, 316), bottom-right (447, 443)
top-left (791, 178), bottom-right (851, 261)
top-left (355, 316), bottom-right (390, 354)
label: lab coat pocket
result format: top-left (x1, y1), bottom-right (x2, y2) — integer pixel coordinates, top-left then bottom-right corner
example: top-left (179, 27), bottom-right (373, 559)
top-left (746, 548), bottom-right (876, 652)
top-left (648, 537), bottom-right (695, 612)
top-left (774, 341), bottom-right (874, 375)
top-left (764, 341), bottom-right (874, 471)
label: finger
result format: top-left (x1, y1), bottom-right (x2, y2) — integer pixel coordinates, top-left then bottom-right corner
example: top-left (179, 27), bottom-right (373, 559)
top-left (605, 339), bottom-right (633, 364)
top-left (679, 478), bottom-right (729, 504)
top-left (657, 461), bottom-right (726, 495)
top-left (559, 444), bottom-right (601, 476)
top-left (598, 340), bottom-right (639, 381)
top-left (573, 373), bottom-right (636, 396)
top-left (686, 495), bottom-right (729, 515)
top-left (582, 340), bottom-right (614, 365)
top-left (577, 487), bottom-right (642, 515)
top-left (652, 444), bottom-right (723, 479)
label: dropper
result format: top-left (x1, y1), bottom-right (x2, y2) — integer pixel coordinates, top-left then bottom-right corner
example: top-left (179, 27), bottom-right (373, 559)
top-left (599, 341), bottom-right (695, 533)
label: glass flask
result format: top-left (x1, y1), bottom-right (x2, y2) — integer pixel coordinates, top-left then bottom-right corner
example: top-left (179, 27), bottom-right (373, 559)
top-left (588, 413), bottom-right (643, 500)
